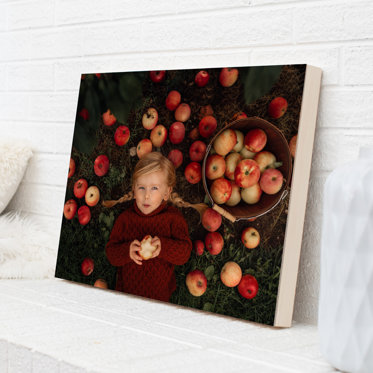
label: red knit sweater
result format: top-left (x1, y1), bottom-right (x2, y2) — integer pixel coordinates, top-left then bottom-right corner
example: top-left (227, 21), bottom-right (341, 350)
top-left (105, 201), bottom-right (192, 302)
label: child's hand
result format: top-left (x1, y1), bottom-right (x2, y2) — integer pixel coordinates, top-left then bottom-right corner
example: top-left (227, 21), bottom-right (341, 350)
top-left (129, 240), bottom-right (143, 265)
top-left (150, 236), bottom-right (161, 258)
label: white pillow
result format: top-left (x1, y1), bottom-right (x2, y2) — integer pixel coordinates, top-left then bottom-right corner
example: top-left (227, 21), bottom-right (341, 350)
top-left (0, 140), bottom-right (33, 214)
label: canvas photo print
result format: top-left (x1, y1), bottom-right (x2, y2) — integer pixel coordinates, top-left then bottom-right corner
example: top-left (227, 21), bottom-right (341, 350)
top-left (56, 64), bottom-right (321, 327)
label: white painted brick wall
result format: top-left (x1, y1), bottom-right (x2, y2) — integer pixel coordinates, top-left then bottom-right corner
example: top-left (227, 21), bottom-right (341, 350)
top-left (1, 0), bottom-right (373, 327)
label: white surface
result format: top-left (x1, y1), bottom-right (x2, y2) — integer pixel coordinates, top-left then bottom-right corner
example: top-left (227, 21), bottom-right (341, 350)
top-left (1, 0), bottom-right (373, 325)
top-left (0, 279), bottom-right (335, 373)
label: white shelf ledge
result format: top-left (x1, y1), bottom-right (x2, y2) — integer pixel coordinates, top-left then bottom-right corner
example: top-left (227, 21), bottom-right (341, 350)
top-left (0, 279), bottom-right (336, 373)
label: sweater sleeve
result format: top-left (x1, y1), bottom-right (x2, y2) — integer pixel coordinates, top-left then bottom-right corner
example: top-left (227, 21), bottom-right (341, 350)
top-left (158, 212), bottom-right (192, 265)
top-left (105, 213), bottom-right (133, 266)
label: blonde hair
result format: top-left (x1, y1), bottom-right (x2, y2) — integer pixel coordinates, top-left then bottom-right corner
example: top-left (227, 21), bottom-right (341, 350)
top-left (102, 152), bottom-right (207, 216)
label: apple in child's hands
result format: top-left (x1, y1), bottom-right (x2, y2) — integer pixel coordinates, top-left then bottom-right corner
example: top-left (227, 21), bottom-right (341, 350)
top-left (244, 128), bottom-right (267, 153)
top-left (226, 182), bottom-right (241, 206)
top-left (241, 227), bottom-right (260, 249)
top-left (205, 232), bottom-right (224, 255)
top-left (150, 125), bottom-right (167, 147)
top-left (194, 240), bottom-right (204, 256)
top-left (78, 205), bottom-right (91, 226)
top-left (238, 274), bottom-right (258, 299)
top-left (186, 269), bottom-right (207, 297)
top-left (74, 178), bottom-right (88, 199)
top-left (94, 279), bottom-right (108, 289)
top-left (213, 129), bottom-right (237, 156)
top-left (184, 162), bottom-right (202, 184)
top-left (169, 121), bottom-right (185, 144)
top-left (175, 103), bottom-right (191, 122)
top-left (289, 134), bottom-right (297, 158)
top-left (234, 159), bottom-right (260, 188)
top-left (205, 154), bottom-right (226, 180)
top-left (139, 235), bottom-right (158, 260)
top-left (219, 67), bottom-right (239, 87)
top-left (166, 90), bottom-right (181, 111)
top-left (94, 155), bottom-right (110, 177)
top-left (68, 158), bottom-right (75, 178)
top-left (233, 130), bottom-right (245, 152)
top-left (114, 125), bottom-right (130, 146)
top-left (210, 178), bottom-right (232, 204)
top-left (189, 140), bottom-right (206, 162)
top-left (254, 151), bottom-right (281, 173)
top-left (260, 168), bottom-right (283, 194)
top-left (220, 262), bottom-right (242, 287)
top-left (81, 258), bottom-right (94, 276)
top-left (85, 186), bottom-right (100, 207)
top-left (168, 149), bottom-right (183, 169)
top-left (195, 70), bottom-right (210, 87)
top-left (142, 108), bottom-right (158, 130)
top-left (202, 208), bottom-right (222, 232)
top-left (199, 115), bottom-right (217, 138)
top-left (102, 109), bottom-right (116, 126)
top-left (149, 70), bottom-right (165, 83)
top-left (137, 139), bottom-right (153, 159)
top-left (241, 183), bottom-right (262, 204)
top-left (268, 96), bottom-right (288, 119)
top-left (225, 153), bottom-right (242, 180)
top-left (64, 199), bottom-right (77, 220)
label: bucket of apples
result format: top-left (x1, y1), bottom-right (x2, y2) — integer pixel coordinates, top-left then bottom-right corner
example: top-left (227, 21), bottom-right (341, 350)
top-left (202, 117), bottom-right (292, 222)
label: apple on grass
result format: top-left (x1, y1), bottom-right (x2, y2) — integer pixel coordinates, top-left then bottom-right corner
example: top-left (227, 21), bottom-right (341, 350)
top-left (225, 182), bottom-right (241, 207)
top-left (219, 67), bottom-right (239, 87)
top-left (232, 112), bottom-right (247, 121)
top-left (81, 258), bottom-right (94, 276)
top-left (168, 149), bottom-right (183, 169)
top-left (233, 130), bottom-right (245, 152)
top-left (259, 168), bottom-right (284, 195)
top-left (137, 139), bottom-right (153, 159)
top-left (78, 205), bottom-right (91, 226)
top-left (205, 154), bottom-right (226, 180)
top-left (205, 232), bottom-right (224, 255)
top-left (64, 199), bottom-right (77, 220)
top-left (186, 269), bottom-right (207, 297)
top-left (254, 151), bottom-right (282, 173)
top-left (149, 70), bottom-right (165, 83)
top-left (175, 103), bottom-right (191, 122)
top-left (234, 159), bottom-right (260, 188)
top-left (94, 279), bottom-right (108, 289)
top-left (244, 128), bottom-right (267, 153)
top-left (94, 155), bottom-right (110, 177)
top-left (220, 262), bottom-right (242, 287)
top-left (225, 152), bottom-right (242, 180)
top-left (150, 125), bottom-right (167, 147)
top-left (189, 140), bottom-right (206, 162)
top-left (289, 134), bottom-right (297, 158)
top-left (202, 208), bottom-right (222, 232)
top-left (241, 183), bottom-right (262, 204)
top-left (85, 186), bottom-right (100, 207)
top-left (195, 70), bottom-right (210, 87)
top-left (184, 162), bottom-right (202, 184)
top-left (139, 235), bottom-right (157, 260)
top-left (210, 178), bottom-right (232, 205)
top-left (213, 129), bottom-right (237, 156)
top-left (68, 158), bottom-right (75, 178)
top-left (74, 179), bottom-right (88, 199)
top-left (166, 90), bottom-right (181, 111)
top-left (169, 122), bottom-right (185, 144)
top-left (241, 227), bottom-right (260, 249)
top-left (188, 127), bottom-right (199, 140)
top-left (102, 109), bottom-right (116, 126)
top-left (199, 105), bottom-right (214, 118)
top-left (199, 115), bottom-right (217, 138)
top-left (142, 108), bottom-right (158, 130)
top-left (114, 126), bottom-right (130, 146)
top-left (194, 240), bottom-right (204, 256)
top-left (238, 274), bottom-right (258, 299)
top-left (268, 96), bottom-right (288, 119)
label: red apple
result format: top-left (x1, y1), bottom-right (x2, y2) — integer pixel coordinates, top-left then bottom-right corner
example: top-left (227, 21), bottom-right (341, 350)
top-left (238, 274), bottom-right (258, 299)
top-left (184, 162), bottom-right (202, 184)
top-left (260, 168), bottom-right (284, 194)
top-left (94, 155), bottom-right (110, 177)
top-left (63, 199), bottom-right (77, 220)
top-left (186, 269), bottom-right (207, 296)
top-left (220, 262), bottom-right (242, 287)
top-left (166, 90), bottom-right (181, 111)
top-left (205, 154), bottom-right (226, 180)
top-left (268, 96), bottom-right (288, 119)
top-left (254, 151), bottom-right (280, 173)
top-left (232, 112), bottom-right (247, 121)
top-left (175, 103), bottom-right (191, 122)
top-left (241, 183), bottom-right (262, 204)
top-left (210, 178), bottom-right (232, 204)
top-left (225, 152), bottom-right (242, 180)
top-left (79, 108), bottom-right (89, 120)
top-left (139, 235), bottom-right (157, 260)
top-left (78, 205), bottom-right (91, 226)
top-left (189, 140), bottom-right (206, 162)
top-left (169, 121), bottom-right (185, 144)
top-left (142, 108), bottom-right (158, 130)
top-left (195, 70), bottom-right (210, 87)
top-left (150, 124), bottom-right (167, 147)
top-left (241, 227), bottom-right (260, 249)
top-left (81, 257), bottom-right (94, 276)
top-left (199, 115), bottom-right (217, 138)
top-left (226, 182), bottom-right (241, 207)
top-left (149, 70), bottom-right (166, 83)
top-left (102, 109), bottom-right (116, 126)
top-left (74, 178), bottom-right (88, 199)
top-left (213, 129), bottom-right (237, 156)
top-left (94, 279), bottom-right (108, 289)
top-left (199, 104), bottom-right (214, 118)
top-left (114, 125), bottom-right (130, 146)
top-left (168, 149), bottom-right (183, 169)
top-left (233, 130), bottom-right (245, 152)
top-left (137, 139), bottom-right (153, 159)
top-left (219, 67), bottom-right (239, 87)
top-left (244, 128), bottom-right (267, 153)
top-left (85, 186), bottom-right (100, 207)
top-left (202, 208), bottom-right (222, 232)
top-left (68, 158), bottom-right (75, 178)
top-left (188, 127), bottom-right (199, 140)
top-left (205, 231), bottom-right (224, 255)
top-left (194, 240), bottom-right (204, 256)
top-left (289, 134), bottom-right (297, 158)
top-left (234, 159), bottom-right (260, 188)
